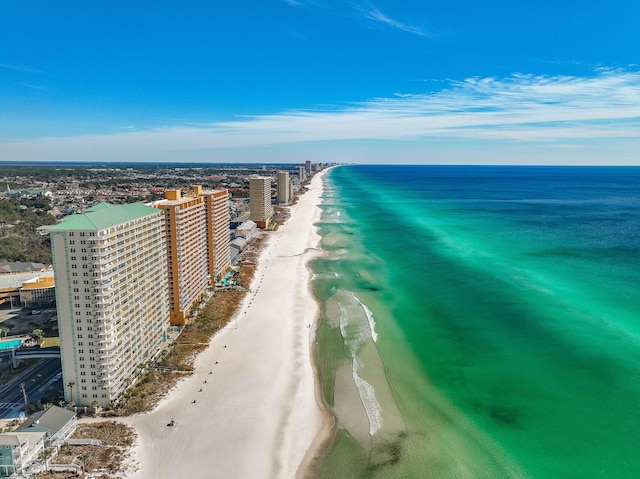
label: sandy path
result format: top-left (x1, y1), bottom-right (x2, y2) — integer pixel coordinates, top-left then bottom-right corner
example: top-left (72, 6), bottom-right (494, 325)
top-left (124, 170), bottom-right (331, 479)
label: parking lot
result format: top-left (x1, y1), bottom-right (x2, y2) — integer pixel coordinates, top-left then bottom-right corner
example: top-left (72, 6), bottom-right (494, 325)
top-left (0, 307), bottom-right (57, 337)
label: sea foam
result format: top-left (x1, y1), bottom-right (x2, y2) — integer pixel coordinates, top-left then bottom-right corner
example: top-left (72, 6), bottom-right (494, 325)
top-left (336, 290), bottom-right (377, 355)
top-left (353, 294), bottom-right (377, 343)
top-left (352, 357), bottom-right (383, 435)
top-left (336, 289), bottom-right (383, 435)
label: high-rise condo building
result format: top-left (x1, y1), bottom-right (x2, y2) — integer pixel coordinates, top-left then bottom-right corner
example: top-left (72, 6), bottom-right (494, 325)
top-left (153, 185), bottom-right (231, 324)
top-left (249, 177), bottom-right (274, 229)
top-left (153, 187), bottom-right (209, 325)
top-left (48, 203), bottom-right (169, 407)
top-left (298, 165), bottom-right (307, 183)
top-left (277, 170), bottom-right (291, 204)
top-left (201, 188), bottom-right (231, 282)
top-left (305, 160), bottom-right (312, 176)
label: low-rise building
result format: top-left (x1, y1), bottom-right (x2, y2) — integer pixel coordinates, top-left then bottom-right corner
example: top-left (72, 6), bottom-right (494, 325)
top-left (0, 431), bottom-right (46, 477)
top-left (20, 276), bottom-right (56, 308)
top-left (235, 221), bottom-right (257, 241)
top-left (15, 406), bottom-right (77, 448)
top-left (0, 269), bottom-right (54, 309)
top-left (229, 237), bottom-right (248, 265)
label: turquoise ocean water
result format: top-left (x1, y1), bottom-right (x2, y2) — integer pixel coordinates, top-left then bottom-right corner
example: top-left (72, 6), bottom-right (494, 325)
top-left (312, 165), bottom-right (640, 479)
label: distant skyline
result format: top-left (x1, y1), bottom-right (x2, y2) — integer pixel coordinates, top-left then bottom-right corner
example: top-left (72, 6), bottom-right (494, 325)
top-left (1, 1), bottom-right (639, 165)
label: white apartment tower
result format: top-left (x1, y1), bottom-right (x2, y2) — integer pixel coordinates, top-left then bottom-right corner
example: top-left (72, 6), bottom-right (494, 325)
top-left (249, 177), bottom-right (274, 229)
top-left (48, 203), bottom-right (169, 407)
top-left (277, 170), bottom-right (291, 204)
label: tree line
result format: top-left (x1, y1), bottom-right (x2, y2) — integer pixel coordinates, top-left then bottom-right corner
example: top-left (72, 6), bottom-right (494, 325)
top-left (0, 197), bottom-right (56, 264)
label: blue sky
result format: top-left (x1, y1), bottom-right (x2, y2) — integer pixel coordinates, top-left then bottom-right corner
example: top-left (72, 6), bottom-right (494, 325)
top-left (1, 1), bottom-right (639, 164)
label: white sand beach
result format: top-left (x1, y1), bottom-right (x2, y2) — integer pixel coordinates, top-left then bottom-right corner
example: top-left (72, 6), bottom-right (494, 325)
top-left (124, 170), bottom-right (331, 479)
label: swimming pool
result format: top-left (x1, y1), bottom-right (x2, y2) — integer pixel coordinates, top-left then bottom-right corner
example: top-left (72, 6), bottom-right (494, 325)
top-left (0, 339), bottom-right (22, 350)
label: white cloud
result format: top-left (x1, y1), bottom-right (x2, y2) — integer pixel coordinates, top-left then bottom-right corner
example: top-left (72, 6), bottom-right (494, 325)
top-left (15, 82), bottom-right (48, 91)
top-left (0, 63), bottom-right (43, 74)
top-left (356, 3), bottom-right (429, 37)
top-left (1, 69), bottom-right (639, 164)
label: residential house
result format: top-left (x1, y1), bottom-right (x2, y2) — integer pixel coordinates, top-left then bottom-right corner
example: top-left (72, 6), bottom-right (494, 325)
top-left (15, 405), bottom-right (77, 448)
top-left (0, 432), bottom-right (46, 477)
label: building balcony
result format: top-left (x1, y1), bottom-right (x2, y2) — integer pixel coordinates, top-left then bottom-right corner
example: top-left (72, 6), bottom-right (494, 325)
top-left (98, 357), bottom-right (117, 368)
top-left (97, 331), bottom-right (115, 340)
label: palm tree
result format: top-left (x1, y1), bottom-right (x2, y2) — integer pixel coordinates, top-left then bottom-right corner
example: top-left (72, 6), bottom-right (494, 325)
top-left (67, 381), bottom-right (75, 401)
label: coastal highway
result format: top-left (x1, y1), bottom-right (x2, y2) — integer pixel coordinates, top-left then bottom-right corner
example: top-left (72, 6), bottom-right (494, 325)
top-left (0, 358), bottom-right (62, 418)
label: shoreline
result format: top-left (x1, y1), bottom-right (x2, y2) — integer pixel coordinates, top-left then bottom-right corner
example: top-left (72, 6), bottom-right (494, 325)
top-left (121, 169), bottom-right (333, 479)
top-left (296, 243), bottom-right (337, 479)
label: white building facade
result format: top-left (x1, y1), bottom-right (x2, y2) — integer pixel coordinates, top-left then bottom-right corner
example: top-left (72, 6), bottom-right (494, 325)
top-left (48, 203), bottom-right (169, 407)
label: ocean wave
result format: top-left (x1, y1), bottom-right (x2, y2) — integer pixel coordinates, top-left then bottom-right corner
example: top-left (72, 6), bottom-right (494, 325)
top-left (336, 290), bottom-right (383, 435)
top-left (353, 294), bottom-right (377, 343)
top-left (313, 272), bottom-right (341, 280)
top-left (352, 357), bottom-right (383, 436)
top-left (336, 290), bottom-right (377, 355)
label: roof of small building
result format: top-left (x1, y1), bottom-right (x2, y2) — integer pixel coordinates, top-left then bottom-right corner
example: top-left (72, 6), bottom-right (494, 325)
top-left (0, 431), bottom-right (46, 447)
top-left (16, 405), bottom-right (76, 433)
top-left (230, 237), bottom-right (247, 249)
top-left (8, 189), bottom-right (49, 196)
top-left (46, 202), bottom-right (161, 231)
top-left (0, 271), bottom-right (54, 290)
top-left (0, 262), bottom-right (47, 274)
top-left (237, 220), bottom-right (256, 231)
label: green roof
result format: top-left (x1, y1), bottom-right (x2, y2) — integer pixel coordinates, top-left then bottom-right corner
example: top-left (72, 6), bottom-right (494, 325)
top-left (47, 202), bottom-right (160, 231)
top-left (86, 203), bottom-right (113, 212)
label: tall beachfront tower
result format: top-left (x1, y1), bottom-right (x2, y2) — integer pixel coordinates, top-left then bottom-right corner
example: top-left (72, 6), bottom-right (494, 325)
top-left (249, 177), bottom-right (274, 229)
top-left (201, 188), bottom-right (231, 282)
top-left (153, 187), bottom-right (209, 325)
top-left (48, 203), bottom-right (169, 407)
top-left (277, 170), bottom-right (291, 204)
top-left (298, 164), bottom-right (307, 183)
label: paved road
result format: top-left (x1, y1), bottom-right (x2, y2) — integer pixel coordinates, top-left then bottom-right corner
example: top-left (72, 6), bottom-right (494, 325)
top-left (0, 358), bottom-right (62, 418)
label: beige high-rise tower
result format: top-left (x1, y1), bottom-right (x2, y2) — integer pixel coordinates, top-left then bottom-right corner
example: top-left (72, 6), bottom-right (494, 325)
top-left (249, 177), bottom-right (274, 229)
top-left (48, 203), bottom-right (169, 407)
top-left (201, 188), bottom-right (231, 282)
top-left (277, 170), bottom-right (291, 204)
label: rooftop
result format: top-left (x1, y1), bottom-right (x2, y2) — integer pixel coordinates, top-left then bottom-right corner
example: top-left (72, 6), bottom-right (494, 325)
top-left (0, 270), bottom-right (54, 290)
top-left (0, 262), bottom-right (48, 274)
top-left (46, 202), bottom-right (161, 231)
top-left (16, 405), bottom-right (76, 433)
top-left (0, 431), bottom-right (46, 446)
